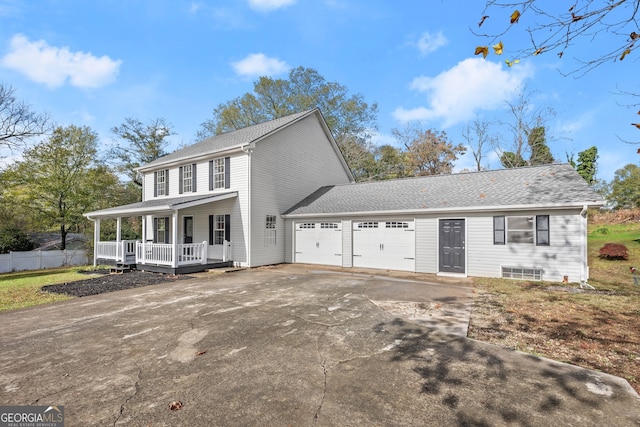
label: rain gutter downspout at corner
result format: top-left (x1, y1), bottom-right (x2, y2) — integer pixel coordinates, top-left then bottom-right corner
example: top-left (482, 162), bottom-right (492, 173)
top-left (241, 142), bottom-right (256, 267)
top-left (580, 204), bottom-right (588, 285)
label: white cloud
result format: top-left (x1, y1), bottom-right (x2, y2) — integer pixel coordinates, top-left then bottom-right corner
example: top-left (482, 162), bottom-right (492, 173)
top-left (231, 53), bottom-right (289, 78)
top-left (393, 57), bottom-right (533, 127)
top-left (247, 0), bottom-right (296, 11)
top-left (1, 34), bottom-right (121, 88)
top-left (417, 31), bottom-right (447, 56)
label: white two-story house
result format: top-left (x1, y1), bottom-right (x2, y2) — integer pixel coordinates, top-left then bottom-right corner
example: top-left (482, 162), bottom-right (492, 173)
top-left (85, 109), bottom-right (354, 273)
top-left (87, 108), bottom-right (604, 283)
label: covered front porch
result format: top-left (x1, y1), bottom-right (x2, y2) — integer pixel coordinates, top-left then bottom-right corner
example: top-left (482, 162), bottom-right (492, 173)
top-left (85, 193), bottom-right (237, 274)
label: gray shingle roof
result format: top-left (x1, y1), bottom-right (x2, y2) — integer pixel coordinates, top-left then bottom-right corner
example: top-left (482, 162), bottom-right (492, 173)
top-left (284, 164), bottom-right (604, 216)
top-left (141, 110), bottom-right (315, 169)
top-left (85, 192), bottom-right (237, 218)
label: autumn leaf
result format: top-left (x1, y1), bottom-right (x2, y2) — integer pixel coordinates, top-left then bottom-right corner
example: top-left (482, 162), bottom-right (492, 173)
top-left (620, 48), bottom-right (631, 60)
top-left (478, 15), bottom-right (489, 27)
top-left (505, 58), bottom-right (520, 67)
top-left (492, 41), bottom-right (504, 55)
top-left (533, 47), bottom-right (545, 56)
top-left (510, 10), bottom-right (521, 24)
top-left (169, 401), bottom-right (184, 411)
top-left (474, 46), bottom-right (489, 58)
top-left (630, 32), bottom-right (639, 40)
top-left (632, 123), bottom-right (640, 130)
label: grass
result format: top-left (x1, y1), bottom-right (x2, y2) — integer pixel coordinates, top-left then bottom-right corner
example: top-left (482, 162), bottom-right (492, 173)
top-left (2, 211), bottom-right (640, 392)
top-left (469, 210), bottom-right (640, 393)
top-left (0, 267), bottom-right (101, 312)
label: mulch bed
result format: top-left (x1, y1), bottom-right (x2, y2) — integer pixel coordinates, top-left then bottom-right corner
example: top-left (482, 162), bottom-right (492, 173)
top-left (42, 270), bottom-right (191, 297)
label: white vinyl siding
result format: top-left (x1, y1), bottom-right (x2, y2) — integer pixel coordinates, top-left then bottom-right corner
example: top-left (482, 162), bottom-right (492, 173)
top-left (249, 114), bottom-right (352, 267)
top-left (415, 217), bottom-right (438, 274)
top-left (466, 210), bottom-right (584, 283)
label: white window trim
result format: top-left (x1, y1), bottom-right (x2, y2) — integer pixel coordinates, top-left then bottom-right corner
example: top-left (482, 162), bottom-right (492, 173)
top-left (265, 215), bottom-right (277, 246)
top-left (214, 158), bottom-right (225, 189)
top-left (183, 164), bottom-right (193, 193)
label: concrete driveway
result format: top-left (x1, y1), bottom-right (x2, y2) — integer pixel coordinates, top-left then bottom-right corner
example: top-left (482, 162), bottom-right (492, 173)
top-left (0, 265), bottom-right (638, 426)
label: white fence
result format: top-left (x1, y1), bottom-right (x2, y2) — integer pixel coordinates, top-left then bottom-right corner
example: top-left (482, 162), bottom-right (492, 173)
top-left (0, 250), bottom-right (88, 273)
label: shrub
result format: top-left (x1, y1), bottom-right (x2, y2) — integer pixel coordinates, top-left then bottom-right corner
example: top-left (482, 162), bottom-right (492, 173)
top-left (0, 228), bottom-right (36, 254)
top-left (598, 243), bottom-right (629, 260)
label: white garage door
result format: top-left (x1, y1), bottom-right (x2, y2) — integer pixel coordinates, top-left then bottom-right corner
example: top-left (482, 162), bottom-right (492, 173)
top-left (352, 220), bottom-right (415, 271)
top-left (294, 222), bottom-right (343, 266)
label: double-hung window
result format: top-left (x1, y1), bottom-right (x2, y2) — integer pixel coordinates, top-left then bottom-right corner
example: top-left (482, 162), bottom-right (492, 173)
top-left (179, 164), bottom-right (197, 194)
top-left (153, 217), bottom-right (169, 243)
top-left (209, 214), bottom-right (230, 245)
top-left (154, 169), bottom-right (168, 197)
top-left (493, 215), bottom-right (550, 246)
top-left (209, 157), bottom-right (230, 190)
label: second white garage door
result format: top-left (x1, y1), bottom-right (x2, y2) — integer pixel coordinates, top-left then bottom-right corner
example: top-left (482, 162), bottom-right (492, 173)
top-left (352, 220), bottom-right (415, 271)
top-left (294, 222), bottom-right (343, 266)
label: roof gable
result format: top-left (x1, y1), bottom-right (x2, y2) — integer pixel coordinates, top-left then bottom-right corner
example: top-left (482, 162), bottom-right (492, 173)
top-left (141, 109), bottom-right (316, 170)
top-left (284, 164), bottom-right (605, 216)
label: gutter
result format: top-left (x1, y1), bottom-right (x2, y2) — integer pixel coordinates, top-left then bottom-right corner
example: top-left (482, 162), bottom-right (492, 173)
top-left (282, 201), bottom-right (604, 219)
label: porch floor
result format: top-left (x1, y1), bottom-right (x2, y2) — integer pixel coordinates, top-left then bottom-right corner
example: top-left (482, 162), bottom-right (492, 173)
top-left (99, 259), bottom-right (233, 275)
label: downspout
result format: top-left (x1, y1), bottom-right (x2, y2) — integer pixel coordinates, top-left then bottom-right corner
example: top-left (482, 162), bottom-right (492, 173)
top-left (241, 142), bottom-right (255, 267)
top-left (579, 204), bottom-right (593, 289)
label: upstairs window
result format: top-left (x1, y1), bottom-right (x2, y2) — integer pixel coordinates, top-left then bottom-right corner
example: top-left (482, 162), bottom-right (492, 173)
top-left (179, 164), bottom-right (197, 194)
top-left (209, 157), bottom-right (230, 190)
top-left (154, 169), bottom-right (168, 197)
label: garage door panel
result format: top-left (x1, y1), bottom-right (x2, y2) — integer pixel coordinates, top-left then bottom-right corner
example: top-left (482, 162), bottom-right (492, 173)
top-left (352, 220), bottom-right (415, 271)
top-left (295, 222), bottom-right (342, 266)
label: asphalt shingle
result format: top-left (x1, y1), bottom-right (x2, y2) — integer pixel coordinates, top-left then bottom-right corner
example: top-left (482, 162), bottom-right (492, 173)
top-left (284, 164), bottom-right (604, 215)
top-left (142, 110), bottom-right (314, 169)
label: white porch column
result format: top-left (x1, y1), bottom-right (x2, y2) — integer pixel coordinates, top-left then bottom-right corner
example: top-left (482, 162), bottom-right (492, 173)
top-left (140, 216), bottom-right (147, 265)
top-left (116, 217), bottom-right (122, 262)
top-left (116, 217), bottom-right (122, 242)
top-left (93, 219), bottom-right (100, 267)
top-left (172, 211), bottom-right (179, 268)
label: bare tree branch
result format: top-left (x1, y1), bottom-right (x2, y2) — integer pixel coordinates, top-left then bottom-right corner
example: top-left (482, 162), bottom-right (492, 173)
top-left (0, 83), bottom-right (50, 150)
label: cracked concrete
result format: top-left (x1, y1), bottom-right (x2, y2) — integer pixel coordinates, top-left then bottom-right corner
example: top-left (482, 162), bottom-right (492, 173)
top-left (0, 264), bottom-right (638, 426)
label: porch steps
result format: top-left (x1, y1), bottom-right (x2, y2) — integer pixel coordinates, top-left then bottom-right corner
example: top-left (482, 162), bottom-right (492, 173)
top-left (110, 263), bottom-right (134, 274)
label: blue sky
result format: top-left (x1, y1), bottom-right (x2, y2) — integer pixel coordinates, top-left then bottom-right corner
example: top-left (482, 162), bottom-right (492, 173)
top-left (0, 0), bottom-right (637, 182)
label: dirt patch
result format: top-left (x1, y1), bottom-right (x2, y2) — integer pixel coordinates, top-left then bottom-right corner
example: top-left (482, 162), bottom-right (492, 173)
top-left (42, 270), bottom-right (190, 297)
top-left (468, 281), bottom-right (640, 395)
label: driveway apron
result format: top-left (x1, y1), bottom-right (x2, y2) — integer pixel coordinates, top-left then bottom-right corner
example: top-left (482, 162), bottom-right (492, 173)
top-left (0, 266), bottom-right (638, 426)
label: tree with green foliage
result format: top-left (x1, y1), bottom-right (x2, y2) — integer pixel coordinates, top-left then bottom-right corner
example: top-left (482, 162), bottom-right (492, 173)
top-left (568, 146), bottom-right (599, 185)
top-left (373, 145), bottom-right (407, 180)
top-left (109, 117), bottom-right (174, 187)
top-left (608, 163), bottom-right (640, 209)
top-left (197, 66), bottom-right (378, 179)
top-left (3, 125), bottom-right (123, 249)
top-left (393, 125), bottom-right (466, 176)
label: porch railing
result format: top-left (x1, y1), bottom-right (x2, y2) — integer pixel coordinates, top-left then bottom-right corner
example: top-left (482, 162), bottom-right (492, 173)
top-left (96, 240), bottom-right (137, 262)
top-left (135, 241), bottom-right (208, 266)
top-left (97, 240), bottom-right (227, 267)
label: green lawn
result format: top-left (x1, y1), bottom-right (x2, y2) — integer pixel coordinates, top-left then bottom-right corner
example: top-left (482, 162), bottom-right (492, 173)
top-left (588, 221), bottom-right (640, 287)
top-left (0, 267), bottom-right (98, 311)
